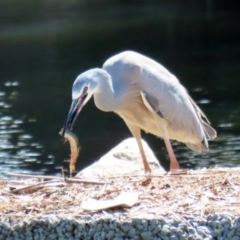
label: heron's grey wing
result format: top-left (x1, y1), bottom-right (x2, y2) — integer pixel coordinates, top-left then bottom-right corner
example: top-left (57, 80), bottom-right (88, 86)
top-left (139, 66), bottom-right (216, 146)
top-left (140, 86), bottom-right (201, 134)
top-left (140, 88), bottom-right (210, 152)
top-left (140, 91), bottom-right (164, 118)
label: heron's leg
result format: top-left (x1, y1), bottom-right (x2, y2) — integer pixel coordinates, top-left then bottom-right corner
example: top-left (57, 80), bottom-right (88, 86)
top-left (125, 122), bottom-right (151, 173)
top-left (162, 124), bottom-right (179, 170)
top-left (163, 138), bottom-right (180, 170)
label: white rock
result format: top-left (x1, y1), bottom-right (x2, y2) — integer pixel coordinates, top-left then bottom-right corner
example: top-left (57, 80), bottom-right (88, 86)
top-left (77, 137), bottom-right (165, 178)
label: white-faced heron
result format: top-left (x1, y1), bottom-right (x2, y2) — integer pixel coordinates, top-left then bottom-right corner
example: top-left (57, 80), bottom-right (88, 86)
top-left (62, 51), bottom-right (217, 173)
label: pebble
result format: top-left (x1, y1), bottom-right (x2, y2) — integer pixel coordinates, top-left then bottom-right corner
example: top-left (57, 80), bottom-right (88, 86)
top-left (106, 230), bottom-right (115, 239)
top-left (232, 237), bottom-right (240, 240)
top-left (141, 231), bottom-right (152, 239)
top-left (0, 214), bottom-right (240, 239)
top-left (121, 225), bottom-right (131, 232)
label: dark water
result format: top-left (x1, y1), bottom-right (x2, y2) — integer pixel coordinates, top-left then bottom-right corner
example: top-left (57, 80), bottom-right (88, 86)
top-left (0, 2), bottom-right (240, 178)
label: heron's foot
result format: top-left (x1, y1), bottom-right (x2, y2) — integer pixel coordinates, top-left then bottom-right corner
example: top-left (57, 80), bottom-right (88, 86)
top-left (144, 165), bottom-right (152, 174)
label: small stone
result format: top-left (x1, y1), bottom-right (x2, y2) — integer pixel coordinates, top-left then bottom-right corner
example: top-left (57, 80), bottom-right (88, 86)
top-left (77, 225), bottom-right (83, 231)
top-left (161, 236), bottom-right (170, 240)
top-left (132, 219), bottom-right (142, 225)
top-left (170, 226), bottom-right (177, 233)
top-left (176, 229), bottom-right (183, 237)
top-left (224, 224), bottom-right (231, 231)
top-left (31, 220), bottom-right (37, 227)
top-left (227, 230), bottom-right (235, 238)
top-left (66, 224), bottom-right (73, 232)
top-left (213, 221), bottom-right (221, 228)
top-left (214, 228), bottom-right (223, 234)
top-left (58, 237), bottom-right (66, 240)
top-left (96, 223), bottom-right (103, 232)
top-left (160, 227), bottom-right (170, 236)
top-left (178, 223), bottom-right (188, 230)
top-left (121, 225), bottom-right (131, 233)
top-left (128, 227), bottom-right (136, 237)
top-left (34, 234), bottom-right (40, 240)
top-left (152, 227), bottom-right (160, 235)
top-left (232, 237), bottom-right (240, 240)
top-left (194, 237), bottom-right (202, 240)
top-left (109, 223), bottom-right (115, 230)
top-left (136, 224), bottom-right (144, 230)
top-left (25, 229), bottom-right (32, 236)
top-left (169, 235), bottom-right (179, 240)
top-left (49, 233), bottom-right (58, 239)
top-left (75, 232), bottom-right (83, 239)
top-left (38, 228), bottom-right (44, 234)
top-left (59, 221), bottom-right (66, 229)
top-left (179, 235), bottom-right (187, 240)
top-left (150, 219), bottom-right (158, 227)
top-left (88, 228), bottom-right (95, 237)
top-left (188, 227), bottom-right (197, 235)
top-left (141, 231), bottom-right (152, 240)
top-left (93, 232), bottom-right (100, 239)
top-left (106, 230), bottom-right (115, 240)
top-left (101, 231), bottom-right (106, 240)
top-left (65, 232), bottom-right (73, 238)
top-left (142, 221), bottom-right (148, 229)
top-left (115, 232), bottom-right (123, 238)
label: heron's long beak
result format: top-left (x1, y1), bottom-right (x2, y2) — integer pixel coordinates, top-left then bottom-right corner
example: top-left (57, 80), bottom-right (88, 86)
top-left (61, 94), bottom-right (87, 137)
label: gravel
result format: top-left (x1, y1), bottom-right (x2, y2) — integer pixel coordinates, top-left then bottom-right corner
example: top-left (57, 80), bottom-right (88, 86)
top-left (1, 214), bottom-right (240, 240)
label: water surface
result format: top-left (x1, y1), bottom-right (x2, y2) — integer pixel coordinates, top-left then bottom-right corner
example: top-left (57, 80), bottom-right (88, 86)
top-left (0, 2), bottom-right (240, 177)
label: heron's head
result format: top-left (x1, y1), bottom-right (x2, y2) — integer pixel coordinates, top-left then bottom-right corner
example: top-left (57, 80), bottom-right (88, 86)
top-left (61, 69), bottom-right (103, 136)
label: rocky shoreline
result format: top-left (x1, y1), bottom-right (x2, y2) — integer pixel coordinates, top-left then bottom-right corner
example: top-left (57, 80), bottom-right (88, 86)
top-left (1, 213), bottom-right (240, 240)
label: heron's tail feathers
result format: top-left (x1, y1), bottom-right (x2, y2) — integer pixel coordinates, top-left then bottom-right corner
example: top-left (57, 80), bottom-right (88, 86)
top-left (185, 121), bottom-right (216, 153)
top-left (202, 121), bottom-right (217, 139)
top-left (188, 95), bottom-right (217, 139)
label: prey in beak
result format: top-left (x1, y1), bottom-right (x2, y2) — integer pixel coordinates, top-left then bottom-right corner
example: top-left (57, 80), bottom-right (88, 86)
top-left (61, 93), bottom-right (88, 137)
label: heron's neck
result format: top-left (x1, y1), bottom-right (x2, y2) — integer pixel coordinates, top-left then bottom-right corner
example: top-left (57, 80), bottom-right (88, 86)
top-left (93, 69), bottom-right (118, 112)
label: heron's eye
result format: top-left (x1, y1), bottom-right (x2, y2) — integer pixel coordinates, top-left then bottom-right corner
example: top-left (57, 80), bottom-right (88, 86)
top-left (83, 86), bottom-right (88, 94)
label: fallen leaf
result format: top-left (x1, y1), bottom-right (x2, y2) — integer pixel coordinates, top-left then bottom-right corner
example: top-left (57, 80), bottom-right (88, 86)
top-left (81, 192), bottom-right (138, 211)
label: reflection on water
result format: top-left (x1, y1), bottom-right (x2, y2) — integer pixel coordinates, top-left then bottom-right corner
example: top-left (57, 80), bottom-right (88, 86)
top-left (0, 83), bottom-right (55, 178)
top-left (173, 134), bottom-right (240, 169)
